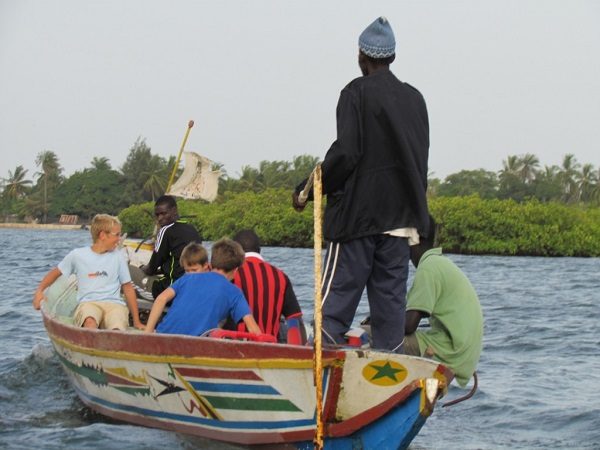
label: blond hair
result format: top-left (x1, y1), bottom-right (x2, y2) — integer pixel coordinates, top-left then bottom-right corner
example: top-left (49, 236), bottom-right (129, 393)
top-left (210, 238), bottom-right (245, 272)
top-left (90, 214), bottom-right (121, 242)
top-left (180, 242), bottom-right (208, 267)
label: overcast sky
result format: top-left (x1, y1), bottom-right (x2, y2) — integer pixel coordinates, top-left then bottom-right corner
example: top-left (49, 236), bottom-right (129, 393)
top-left (1, 0), bottom-right (599, 183)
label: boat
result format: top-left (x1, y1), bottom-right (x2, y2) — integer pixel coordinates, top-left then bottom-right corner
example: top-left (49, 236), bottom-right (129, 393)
top-left (41, 274), bottom-right (454, 449)
top-left (40, 129), bottom-right (456, 448)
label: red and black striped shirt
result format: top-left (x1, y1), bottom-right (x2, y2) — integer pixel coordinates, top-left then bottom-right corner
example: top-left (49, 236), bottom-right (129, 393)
top-left (233, 254), bottom-right (302, 338)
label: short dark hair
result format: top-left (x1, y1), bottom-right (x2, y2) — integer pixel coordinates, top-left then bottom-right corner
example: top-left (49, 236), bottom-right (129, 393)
top-left (233, 229), bottom-right (261, 253)
top-left (210, 238), bottom-right (245, 272)
top-left (155, 195), bottom-right (177, 209)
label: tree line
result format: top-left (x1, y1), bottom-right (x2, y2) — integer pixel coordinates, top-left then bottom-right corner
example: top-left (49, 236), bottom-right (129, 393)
top-left (0, 138), bottom-right (320, 223)
top-left (118, 189), bottom-right (600, 256)
top-left (1, 138), bottom-right (598, 223)
top-left (430, 153), bottom-right (600, 205)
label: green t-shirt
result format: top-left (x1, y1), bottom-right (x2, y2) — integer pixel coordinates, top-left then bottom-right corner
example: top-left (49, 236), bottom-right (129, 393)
top-left (407, 248), bottom-right (483, 387)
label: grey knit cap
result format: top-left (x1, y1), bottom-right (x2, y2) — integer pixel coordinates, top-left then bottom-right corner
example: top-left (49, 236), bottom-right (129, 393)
top-left (358, 16), bottom-right (395, 58)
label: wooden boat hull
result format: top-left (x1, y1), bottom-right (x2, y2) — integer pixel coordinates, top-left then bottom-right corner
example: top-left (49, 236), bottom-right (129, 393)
top-left (42, 277), bottom-right (452, 449)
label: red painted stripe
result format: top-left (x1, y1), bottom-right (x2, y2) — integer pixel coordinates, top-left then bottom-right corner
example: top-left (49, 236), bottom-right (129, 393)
top-left (105, 373), bottom-right (145, 386)
top-left (286, 312), bottom-right (303, 319)
top-left (83, 398), bottom-right (316, 444)
top-left (326, 381), bottom-right (421, 437)
top-left (175, 367), bottom-right (262, 381)
top-left (323, 363), bottom-right (344, 422)
top-left (43, 312), bottom-right (346, 361)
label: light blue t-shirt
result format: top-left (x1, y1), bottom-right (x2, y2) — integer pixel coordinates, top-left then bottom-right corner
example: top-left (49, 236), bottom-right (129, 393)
top-left (58, 246), bottom-right (131, 305)
top-left (157, 272), bottom-right (250, 336)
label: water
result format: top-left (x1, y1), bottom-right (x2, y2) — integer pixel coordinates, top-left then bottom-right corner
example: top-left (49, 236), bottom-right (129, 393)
top-left (1, 228), bottom-right (599, 449)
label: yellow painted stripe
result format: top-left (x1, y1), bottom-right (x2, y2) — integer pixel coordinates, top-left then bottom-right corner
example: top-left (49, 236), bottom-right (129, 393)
top-left (174, 367), bottom-right (222, 420)
top-left (49, 334), bottom-right (343, 369)
top-left (123, 241), bottom-right (154, 251)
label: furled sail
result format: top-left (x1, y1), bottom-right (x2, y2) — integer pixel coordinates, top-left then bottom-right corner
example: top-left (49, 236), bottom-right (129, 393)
top-left (166, 152), bottom-right (221, 202)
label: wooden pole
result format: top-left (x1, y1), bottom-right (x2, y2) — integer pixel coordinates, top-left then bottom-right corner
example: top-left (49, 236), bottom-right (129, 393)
top-left (312, 164), bottom-right (324, 449)
top-left (166, 120), bottom-right (194, 193)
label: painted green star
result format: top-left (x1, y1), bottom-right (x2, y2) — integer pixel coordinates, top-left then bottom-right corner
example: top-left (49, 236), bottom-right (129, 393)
top-left (368, 361), bottom-right (405, 382)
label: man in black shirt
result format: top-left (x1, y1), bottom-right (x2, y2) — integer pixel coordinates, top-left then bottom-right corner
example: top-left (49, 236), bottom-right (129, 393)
top-left (141, 195), bottom-right (202, 298)
top-left (293, 17), bottom-right (430, 352)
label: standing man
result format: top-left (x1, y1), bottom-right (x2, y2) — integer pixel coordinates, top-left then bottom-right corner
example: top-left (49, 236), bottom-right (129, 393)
top-left (231, 229), bottom-right (306, 344)
top-left (404, 217), bottom-right (483, 387)
top-left (141, 195), bottom-right (202, 298)
top-left (293, 17), bottom-right (430, 352)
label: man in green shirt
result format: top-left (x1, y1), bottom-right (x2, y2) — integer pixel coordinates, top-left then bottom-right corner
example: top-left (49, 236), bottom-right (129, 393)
top-left (404, 217), bottom-right (483, 387)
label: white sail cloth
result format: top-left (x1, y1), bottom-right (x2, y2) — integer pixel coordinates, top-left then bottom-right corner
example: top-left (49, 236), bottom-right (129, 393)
top-left (166, 152), bottom-right (221, 202)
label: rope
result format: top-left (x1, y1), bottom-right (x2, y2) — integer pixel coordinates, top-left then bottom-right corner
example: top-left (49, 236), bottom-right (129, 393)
top-left (442, 371), bottom-right (478, 407)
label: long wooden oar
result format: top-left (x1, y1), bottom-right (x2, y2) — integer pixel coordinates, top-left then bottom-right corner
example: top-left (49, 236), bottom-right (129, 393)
top-left (311, 164), bottom-right (324, 449)
top-left (166, 120), bottom-right (194, 193)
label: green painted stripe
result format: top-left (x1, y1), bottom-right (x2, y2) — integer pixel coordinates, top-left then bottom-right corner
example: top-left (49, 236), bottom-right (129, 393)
top-left (203, 396), bottom-right (301, 412)
top-left (58, 354), bottom-right (151, 398)
top-left (58, 353), bottom-right (107, 384)
top-left (114, 386), bottom-right (151, 396)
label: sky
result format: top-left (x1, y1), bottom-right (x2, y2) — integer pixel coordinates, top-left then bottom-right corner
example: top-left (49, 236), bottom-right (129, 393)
top-left (1, 0), bottom-right (599, 183)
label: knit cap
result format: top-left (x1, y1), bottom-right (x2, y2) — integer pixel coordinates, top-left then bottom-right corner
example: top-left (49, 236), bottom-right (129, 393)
top-left (358, 16), bottom-right (395, 58)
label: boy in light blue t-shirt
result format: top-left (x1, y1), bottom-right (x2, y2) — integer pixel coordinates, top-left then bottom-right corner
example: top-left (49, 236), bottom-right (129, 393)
top-left (33, 214), bottom-right (143, 331)
top-left (145, 239), bottom-right (261, 336)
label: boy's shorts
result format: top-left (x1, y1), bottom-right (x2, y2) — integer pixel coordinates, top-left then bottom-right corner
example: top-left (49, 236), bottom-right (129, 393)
top-left (74, 301), bottom-right (129, 330)
top-left (403, 333), bottom-right (437, 358)
top-left (403, 333), bottom-right (422, 356)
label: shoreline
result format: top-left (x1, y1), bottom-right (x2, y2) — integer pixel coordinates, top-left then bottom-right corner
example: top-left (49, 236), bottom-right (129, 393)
top-left (0, 223), bottom-right (84, 230)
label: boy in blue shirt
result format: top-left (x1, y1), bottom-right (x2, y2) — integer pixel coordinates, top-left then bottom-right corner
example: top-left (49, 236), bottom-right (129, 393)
top-left (144, 239), bottom-right (261, 336)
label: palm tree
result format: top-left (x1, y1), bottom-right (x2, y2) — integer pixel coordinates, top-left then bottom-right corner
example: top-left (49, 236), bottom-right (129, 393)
top-left (2, 165), bottom-right (32, 200)
top-left (259, 160), bottom-right (292, 188)
top-left (142, 170), bottom-right (166, 201)
top-left (90, 157), bottom-right (112, 171)
top-left (140, 154), bottom-right (171, 201)
top-left (35, 150), bottom-right (62, 223)
top-left (577, 163), bottom-right (597, 203)
top-left (518, 153), bottom-right (540, 184)
top-left (532, 165), bottom-right (562, 202)
top-left (559, 154), bottom-right (581, 203)
top-left (238, 165), bottom-right (264, 192)
top-left (498, 155), bottom-right (525, 199)
top-left (500, 155), bottom-right (520, 176)
top-left (593, 168), bottom-right (600, 205)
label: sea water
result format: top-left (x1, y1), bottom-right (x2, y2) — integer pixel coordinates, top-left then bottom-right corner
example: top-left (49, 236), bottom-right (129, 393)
top-left (1, 228), bottom-right (599, 449)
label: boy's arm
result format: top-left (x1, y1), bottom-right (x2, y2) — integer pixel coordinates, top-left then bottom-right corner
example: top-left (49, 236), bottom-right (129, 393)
top-left (33, 267), bottom-right (62, 310)
top-left (122, 282), bottom-right (144, 330)
top-left (144, 287), bottom-right (175, 333)
top-left (242, 314), bottom-right (261, 334)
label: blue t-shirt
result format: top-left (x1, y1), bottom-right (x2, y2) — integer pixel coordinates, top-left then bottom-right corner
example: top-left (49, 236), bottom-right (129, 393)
top-left (58, 246), bottom-right (131, 305)
top-left (157, 272), bottom-right (250, 336)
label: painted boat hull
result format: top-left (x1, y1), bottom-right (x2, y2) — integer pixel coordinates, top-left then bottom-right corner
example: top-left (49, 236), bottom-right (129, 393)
top-left (42, 277), bottom-right (453, 449)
